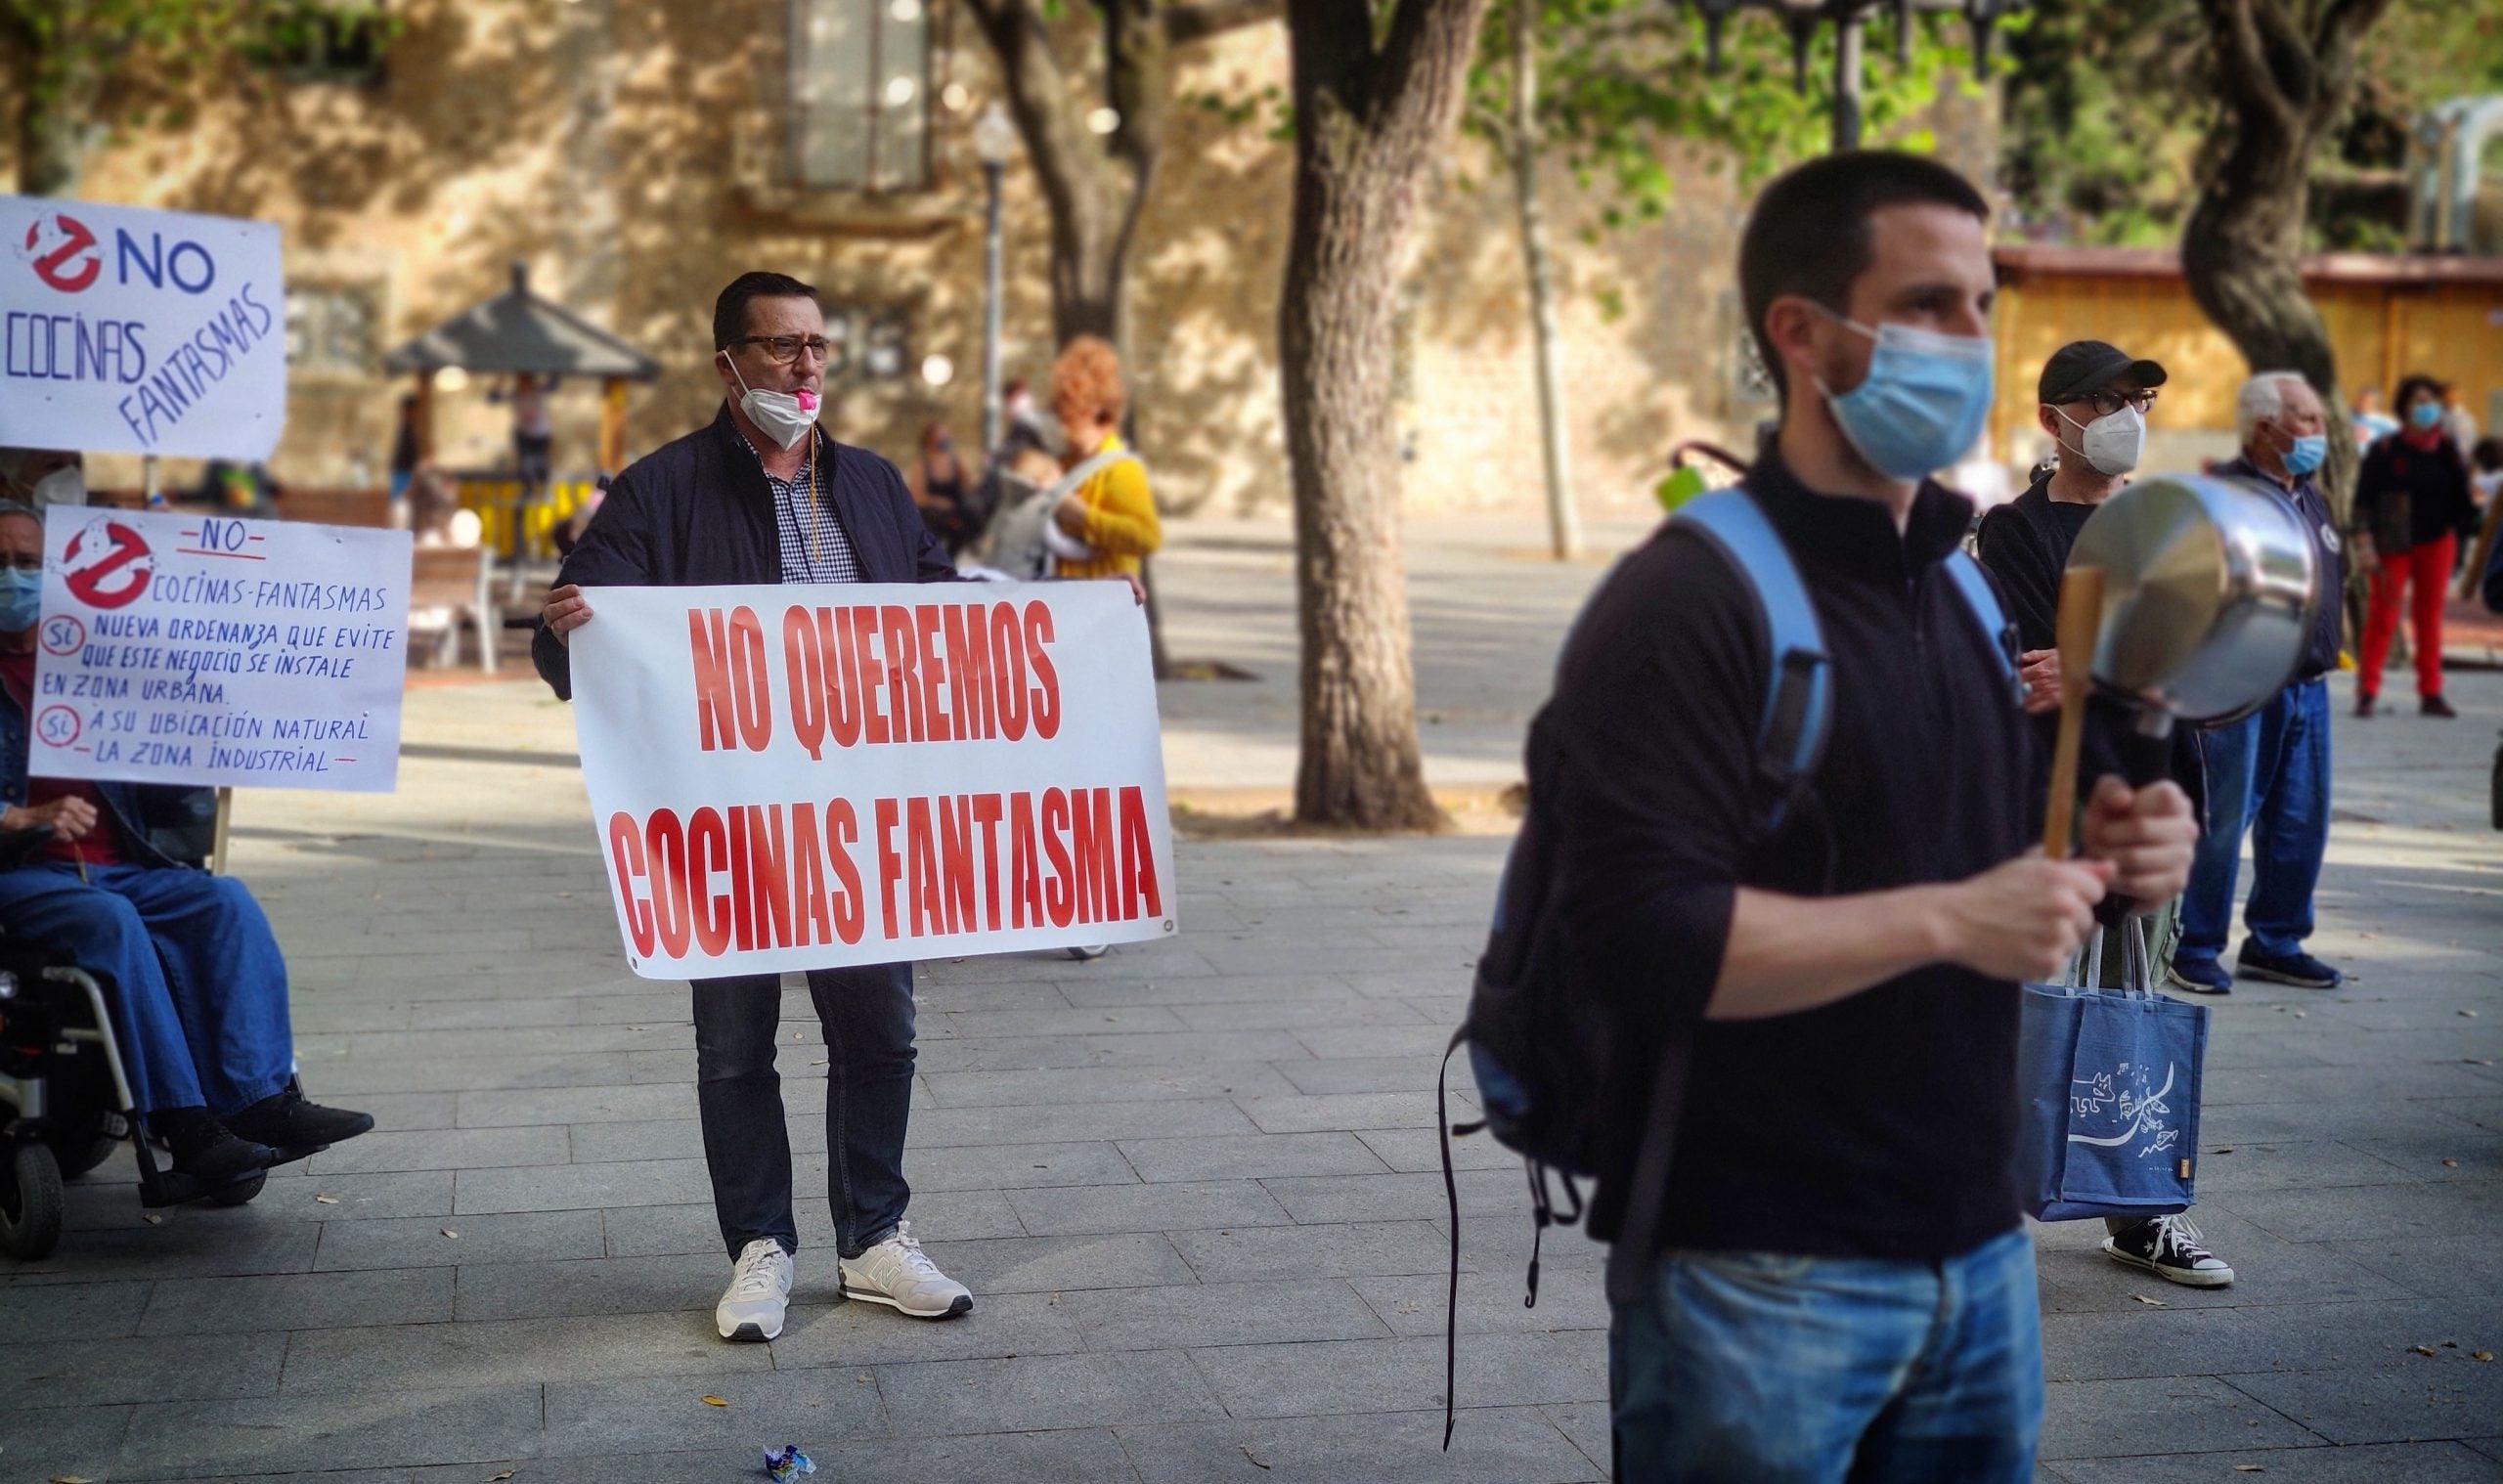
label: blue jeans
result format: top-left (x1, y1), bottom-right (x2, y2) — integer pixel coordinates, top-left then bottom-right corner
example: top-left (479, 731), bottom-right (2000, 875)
top-left (693, 964), bottom-right (915, 1261)
top-left (0, 862), bottom-right (293, 1115)
top-left (2177, 677), bottom-right (2331, 969)
top-left (1609, 1227), bottom-right (2043, 1483)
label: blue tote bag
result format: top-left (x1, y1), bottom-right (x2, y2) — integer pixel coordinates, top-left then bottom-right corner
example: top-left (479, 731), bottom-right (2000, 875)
top-left (2016, 923), bottom-right (2210, 1222)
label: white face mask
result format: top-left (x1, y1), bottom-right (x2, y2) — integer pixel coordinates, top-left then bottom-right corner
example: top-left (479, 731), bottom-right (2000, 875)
top-left (720, 352), bottom-right (820, 451)
top-left (28, 465), bottom-right (86, 508)
top-left (2056, 402), bottom-right (2144, 477)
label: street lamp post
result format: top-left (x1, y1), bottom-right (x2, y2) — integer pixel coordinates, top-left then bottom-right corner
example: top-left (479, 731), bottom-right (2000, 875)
top-left (973, 103), bottom-right (1018, 458)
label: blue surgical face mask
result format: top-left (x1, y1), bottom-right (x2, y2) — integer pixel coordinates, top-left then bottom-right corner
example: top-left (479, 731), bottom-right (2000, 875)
top-left (2282, 432), bottom-right (2327, 476)
top-left (1811, 306), bottom-right (1996, 481)
top-left (0, 567), bottom-right (40, 632)
top-left (2408, 401), bottom-right (2443, 430)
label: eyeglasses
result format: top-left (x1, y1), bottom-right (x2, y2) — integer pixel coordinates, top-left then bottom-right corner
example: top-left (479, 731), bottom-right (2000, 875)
top-left (729, 335), bottom-right (834, 366)
top-left (2065, 389), bottom-right (2159, 417)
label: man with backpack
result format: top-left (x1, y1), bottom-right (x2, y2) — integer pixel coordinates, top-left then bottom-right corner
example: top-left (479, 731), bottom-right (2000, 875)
top-left (1542, 154), bottom-right (2197, 1479)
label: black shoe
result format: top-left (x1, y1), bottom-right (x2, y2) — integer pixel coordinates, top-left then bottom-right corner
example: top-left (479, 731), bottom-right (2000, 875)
top-left (2103, 1215), bottom-right (2234, 1288)
top-left (2423, 694), bottom-right (2459, 719)
top-left (226, 1087), bottom-right (375, 1153)
top-left (154, 1108), bottom-right (278, 1185)
top-left (2355, 692), bottom-right (2377, 719)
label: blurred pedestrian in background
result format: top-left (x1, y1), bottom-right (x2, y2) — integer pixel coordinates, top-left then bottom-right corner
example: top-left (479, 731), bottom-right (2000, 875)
top-left (2352, 374), bottom-right (2477, 720)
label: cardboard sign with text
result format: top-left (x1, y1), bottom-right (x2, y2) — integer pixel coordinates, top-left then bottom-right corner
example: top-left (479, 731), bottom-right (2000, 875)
top-left (1, 196), bottom-right (286, 460)
top-left (30, 506), bottom-right (412, 793)
top-left (570, 582), bottom-right (1177, 979)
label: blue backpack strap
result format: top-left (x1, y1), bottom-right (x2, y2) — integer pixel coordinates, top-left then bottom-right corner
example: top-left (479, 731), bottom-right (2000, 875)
top-left (1673, 489), bottom-right (1831, 833)
top-left (1940, 549), bottom-right (2025, 709)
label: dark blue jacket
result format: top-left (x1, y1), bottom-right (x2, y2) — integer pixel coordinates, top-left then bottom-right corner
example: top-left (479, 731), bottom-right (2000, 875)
top-left (0, 684), bottom-right (213, 870)
top-left (533, 405), bottom-right (960, 700)
top-left (2484, 526), bottom-right (2503, 615)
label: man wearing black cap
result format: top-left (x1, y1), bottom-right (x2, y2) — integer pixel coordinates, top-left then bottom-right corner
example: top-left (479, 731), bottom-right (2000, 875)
top-left (1977, 340), bottom-right (2237, 1291)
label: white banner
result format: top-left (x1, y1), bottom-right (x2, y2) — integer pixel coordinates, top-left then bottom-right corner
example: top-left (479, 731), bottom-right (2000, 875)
top-left (571, 583), bottom-right (1178, 979)
top-left (30, 506), bottom-right (412, 793)
top-left (1, 196), bottom-right (286, 460)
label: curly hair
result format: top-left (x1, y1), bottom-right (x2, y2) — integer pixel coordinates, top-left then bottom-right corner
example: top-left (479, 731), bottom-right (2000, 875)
top-left (1050, 335), bottom-right (1125, 428)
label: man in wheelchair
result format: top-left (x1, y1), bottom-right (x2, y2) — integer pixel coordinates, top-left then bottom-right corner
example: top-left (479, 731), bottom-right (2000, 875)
top-left (0, 502), bottom-right (372, 1185)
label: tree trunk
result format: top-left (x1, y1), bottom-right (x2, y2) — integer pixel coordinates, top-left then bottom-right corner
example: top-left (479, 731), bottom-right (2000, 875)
top-left (2181, 0), bottom-right (2393, 524)
top-left (1282, 0), bottom-right (1490, 830)
top-left (1509, 0), bottom-right (1578, 561)
top-left (8, 39), bottom-right (87, 196)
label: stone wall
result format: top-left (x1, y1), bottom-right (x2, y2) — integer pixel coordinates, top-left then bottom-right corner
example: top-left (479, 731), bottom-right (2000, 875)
top-left (16, 1), bottom-right (1997, 520)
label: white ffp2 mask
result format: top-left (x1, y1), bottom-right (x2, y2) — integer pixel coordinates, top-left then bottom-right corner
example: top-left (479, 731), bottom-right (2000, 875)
top-left (2059, 403), bottom-right (2145, 477)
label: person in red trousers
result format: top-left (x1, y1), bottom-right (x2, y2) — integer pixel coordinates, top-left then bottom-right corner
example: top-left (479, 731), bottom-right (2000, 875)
top-left (2353, 374), bottom-right (2479, 719)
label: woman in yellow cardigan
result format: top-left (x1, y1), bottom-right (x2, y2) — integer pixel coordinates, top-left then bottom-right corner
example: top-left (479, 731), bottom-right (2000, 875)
top-left (1046, 335), bottom-right (1162, 582)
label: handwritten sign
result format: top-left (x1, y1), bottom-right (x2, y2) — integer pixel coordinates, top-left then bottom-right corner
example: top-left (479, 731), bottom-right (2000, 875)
top-left (30, 506), bottom-right (412, 793)
top-left (1, 196), bottom-right (285, 460)
top-left (571, 582), bottom-right (1177, 978)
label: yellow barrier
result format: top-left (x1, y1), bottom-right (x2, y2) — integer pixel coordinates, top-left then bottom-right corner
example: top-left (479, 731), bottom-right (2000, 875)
top-left (454, 478), bottom-right (596, 560)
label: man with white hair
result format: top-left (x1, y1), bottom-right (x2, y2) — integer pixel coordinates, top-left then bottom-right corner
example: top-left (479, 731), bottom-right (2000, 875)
top-left (2172, 371), bottom-right (2345, 994)
top-left (0, 448), bottom-right (84, 508)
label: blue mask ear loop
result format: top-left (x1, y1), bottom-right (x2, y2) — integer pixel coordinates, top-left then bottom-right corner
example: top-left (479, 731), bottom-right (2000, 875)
top-left (1800, 299), bottom-right (1876, 406)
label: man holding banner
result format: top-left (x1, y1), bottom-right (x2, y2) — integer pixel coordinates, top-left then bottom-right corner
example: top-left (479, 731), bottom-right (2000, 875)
top-left (537, 273), bottom-right (978, 1342)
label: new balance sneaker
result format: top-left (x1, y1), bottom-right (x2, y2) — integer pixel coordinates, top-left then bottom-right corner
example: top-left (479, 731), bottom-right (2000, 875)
top-left (2237, 945), bottom-right (2342, 989)
top-left (2167, 958), bottom-right (2232, 995)
top-left (838, 1221), bottom-right (972, 1319)
top-left (2103, 1215), bottom-right (2234, 1288)
top-left (717, 1238), bottom-right (793, 1341)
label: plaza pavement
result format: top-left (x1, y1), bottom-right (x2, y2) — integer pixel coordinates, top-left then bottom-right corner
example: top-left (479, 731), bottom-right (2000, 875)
top-left (0, 510), bottom-right (2496, 1482)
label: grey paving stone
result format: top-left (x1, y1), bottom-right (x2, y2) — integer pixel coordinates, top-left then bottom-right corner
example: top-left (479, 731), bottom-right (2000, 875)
top-left (0, 1331), bottom-right (285, 1408)
top-left (2033, 1208), bottom-right (2421, 1311)
top-left (0, 1401), bottom-right (130, 1482)
top-left (1063, 1279), bottom-right (1391, 1351)
top-left (281, 1310), bottom-right (774, 1394)
top-left (1290, 1024), bottom-right (1459, 1060)
top-left (450, 1252), bottom-right (722, 1321)
top-left (935, 1232), bottom-right (1199, 1293)
top-left (598, 1201), bottom-right (832, 1260)
top-left (2189, 1140), bottom-right (2420, 1195)
top-left (2229, 1297), bottom-right (2503, 1373)
top-left (2223, 1361), bottom-right (2503, 1445)
top-left (1260, 1169), bottom-right (1516, 1225)
top-left (329, 1091), bottom-right (459, 1131)
top-left (1169, 1221), bottom-right (1453, 1284)
top-left (561, 1116), bottom-right (716, 1163)
top-left (810, 1427), bottom-right (1143, 1484)
top-left (312, 1209), bottom-right (604, 1271)
top-left (925, 1062), bottom-right (1300, 1107)
top-left (932, 1004), bottom-right (1193, 1038)
top-left (454, 1157), bottom-right (714, 1213)
top-left (1188, 1331), bottom-right (1606, 1419)
top-left (251, 1168), bottom-right (459, 1220)
top-left (317, 1050), bottom-right (637, 1095)
top-left (7, 1217), bottom-right (321, 1287)
top-left (763, 1288), bottom-right (1089, 1368)
top-left (2326, 1234), bottom-right (2503, 1298)
top-left (1055, 974), bottom-right (1359, 1009)
top-left (1275, 1055), bottom-right (1455, 1096)
top-left (2040, 1307), bottom-right (2272, 1381)
top-left (1005, 1179), bottom-right (1295, 1237)
top-left (140, 1266), bottom-right (455, 1335)
top-left (905, 1139), bottom-right (1144, 1192)
top-left (2218, 1181), bottom-right (2502, 1244)
top-left (116, 1384), bottom-right (544, 1478)
top-left (917, 1029), bottom-right (1314, 1073)
top-left (1117, 1132), bottom-right (1390, 1183)
top-left (909, 1097), bottom-right (1260, 1149)
top-left (303, 1125), bottom-right (574, 1175)
top-left (1117, 1405), bottom-right (1602, 1483)
top-left (1352, 1269), bottom-right (1609, 1338)
top-left (1170, 996), bottom-right (1429, 1031)
top-left (456, 1083), bottom-right (697, 1127)
top-left (1354, 1126), bottom-right (1519, 1173)
top-left (0, 1276), bottom-right (154, 1338)
top-left (870, 1349), bottom-right (1223, 1434)
top-left (2047, 1441), bottom-right (2503, 1483)
top-left (1232, 1091), bottom-right (1459, 1135)
top-left (1542, 1399), bottom-right (1613, 1478)
top-left (2038, 1375), bottom-right (2324, 1460)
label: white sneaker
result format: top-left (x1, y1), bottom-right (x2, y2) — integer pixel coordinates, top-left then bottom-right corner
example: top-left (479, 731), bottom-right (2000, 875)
top-left (837, 1221), bottom-right (972, 1319)
top-left (717, 1238), bottom-right (793, 1341)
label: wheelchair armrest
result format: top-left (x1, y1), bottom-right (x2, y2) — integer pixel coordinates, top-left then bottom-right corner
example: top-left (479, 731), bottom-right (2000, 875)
top-left (0, 823), bottom-right (58, 873)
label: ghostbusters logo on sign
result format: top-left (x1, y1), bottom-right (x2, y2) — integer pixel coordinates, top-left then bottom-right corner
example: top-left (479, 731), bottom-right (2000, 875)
top-left (19, 211), bottom-right (102, 294)
top-left (62, 517), bottom-right (155, 610)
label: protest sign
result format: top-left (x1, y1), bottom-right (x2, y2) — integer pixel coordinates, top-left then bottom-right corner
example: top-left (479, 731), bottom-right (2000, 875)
top-left (29, 506), bottom-right (413, 793)
top-left (1, 196), bottom-right (286, 461)
top-left (571, 582), bottom-right (1177, 979)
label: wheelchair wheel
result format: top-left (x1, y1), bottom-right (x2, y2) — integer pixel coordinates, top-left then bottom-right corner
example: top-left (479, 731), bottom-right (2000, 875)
top-left (204, 1172), bottom-right (266, 1207)
top-left (55, 1133), bottom-right (119, 1180)
top-left (1, 1143), bottom-right (65, 1260)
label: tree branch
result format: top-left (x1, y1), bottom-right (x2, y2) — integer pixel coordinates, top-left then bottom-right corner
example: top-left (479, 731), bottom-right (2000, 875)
top-left (1164, 0), bottom-right (1283, 45)
top-left (2193, 0), bottom-right (2302, 137)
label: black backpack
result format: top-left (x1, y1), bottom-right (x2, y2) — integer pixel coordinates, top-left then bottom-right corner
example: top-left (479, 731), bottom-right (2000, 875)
top-left (1432, 488), bottom-right (2016, 1446)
